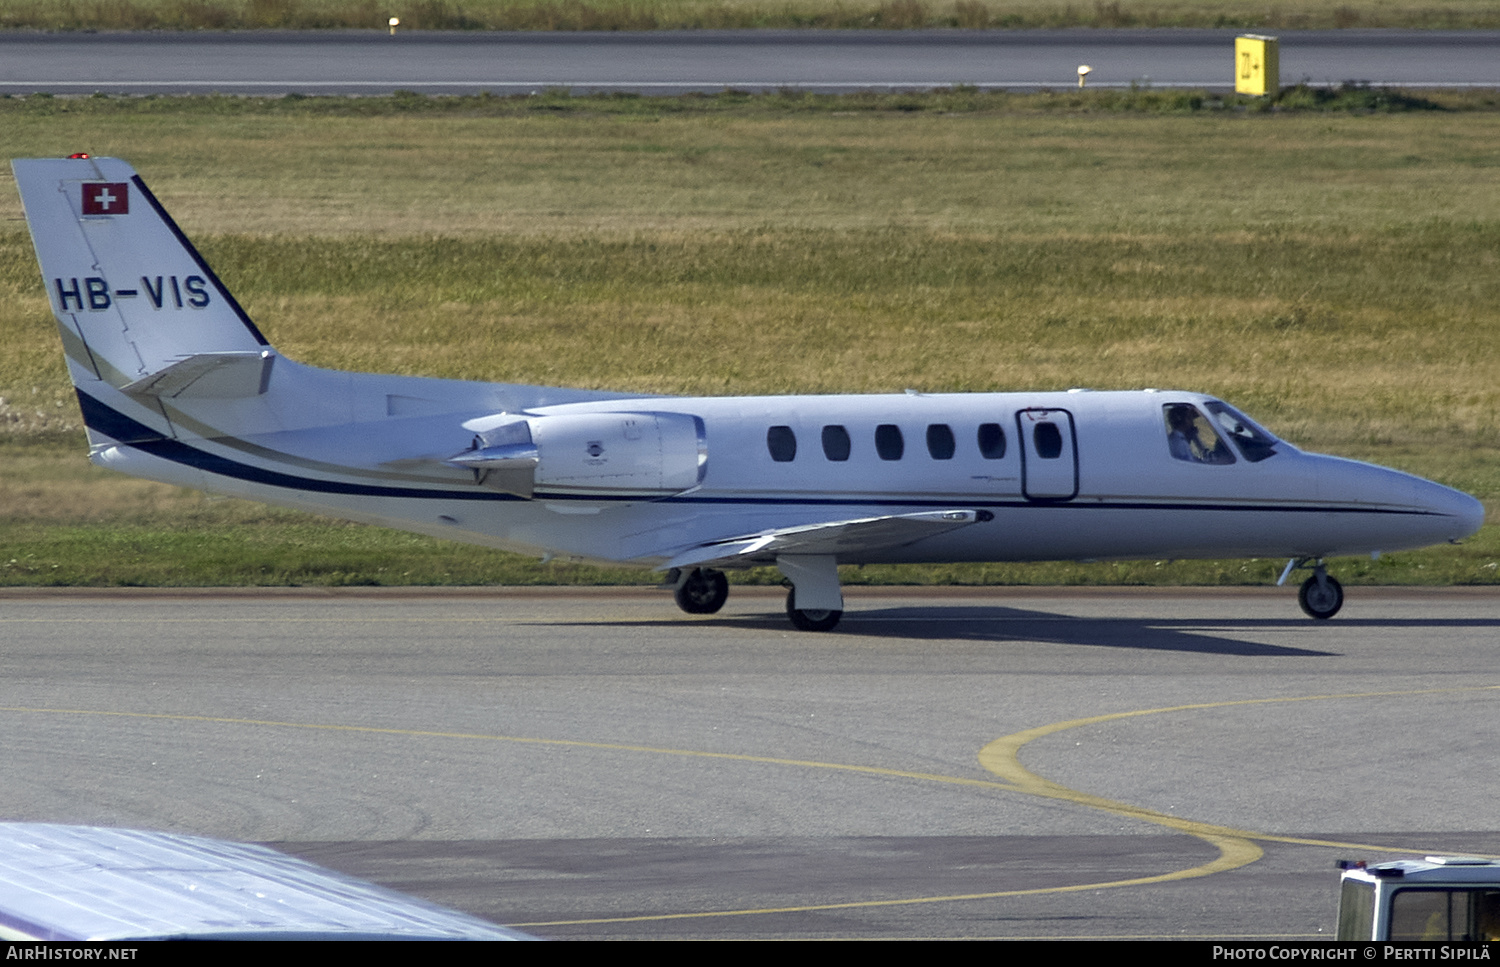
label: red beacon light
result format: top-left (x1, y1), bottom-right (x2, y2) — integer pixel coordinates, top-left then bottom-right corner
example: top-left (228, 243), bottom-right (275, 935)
top-left (67, 153), bottom-right (90, 159)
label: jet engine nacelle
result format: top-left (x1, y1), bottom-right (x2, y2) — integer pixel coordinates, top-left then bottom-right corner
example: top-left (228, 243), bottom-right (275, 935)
top-left (450, 411), bottom-right (707, 499)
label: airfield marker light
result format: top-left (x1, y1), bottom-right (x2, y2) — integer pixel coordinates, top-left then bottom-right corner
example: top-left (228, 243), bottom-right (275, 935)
top-left (67, 153), bottom-right (90, 159)
top-left (1077, 65), bottom-right (1092, 88)
top-left (389, 16), bottom-right (400, 34)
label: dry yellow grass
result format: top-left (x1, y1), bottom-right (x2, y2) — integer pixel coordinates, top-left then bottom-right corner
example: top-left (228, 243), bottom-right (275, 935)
top-left (7, 111), bottom-right (1500, 236)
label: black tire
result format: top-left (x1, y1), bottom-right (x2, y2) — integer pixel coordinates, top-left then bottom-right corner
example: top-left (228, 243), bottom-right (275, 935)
top-left (674, 569), bottom-right (729, 615)
top-left (785, 589), bottom-right (842, 632)
top-left (1298, 574), bottom-right (1344, 620)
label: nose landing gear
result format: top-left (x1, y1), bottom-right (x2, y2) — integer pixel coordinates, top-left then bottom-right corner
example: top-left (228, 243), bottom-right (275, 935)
top-left (1298, 570), bottom-right (1344, 620)
top-left (1280, 558), bottom-right (1345, 620)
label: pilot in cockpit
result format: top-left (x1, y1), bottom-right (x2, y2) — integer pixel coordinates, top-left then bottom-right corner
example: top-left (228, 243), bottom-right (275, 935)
top-left (1165, 404), bottom-right (1235, 465)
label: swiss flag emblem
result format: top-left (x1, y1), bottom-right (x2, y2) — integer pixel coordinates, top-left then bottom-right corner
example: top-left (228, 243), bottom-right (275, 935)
top-left (82, 182), bottom-right (129, 215)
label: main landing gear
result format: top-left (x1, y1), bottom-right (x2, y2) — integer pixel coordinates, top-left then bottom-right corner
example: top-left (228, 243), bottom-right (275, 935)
top-left (669, 555), bottom-right (846, 632)
top-left (672, 568), bottom-right (729, 615)
top-left (785, 591), bottom-right (842, 632)
top-left (1280, 558), bottom-right (1345, 620)
top-left (776, 554), bottom-right (844, 632)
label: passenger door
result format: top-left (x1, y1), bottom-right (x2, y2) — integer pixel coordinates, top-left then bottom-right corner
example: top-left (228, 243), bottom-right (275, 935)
top-left (1017, 408), bottom-right (1078, 501)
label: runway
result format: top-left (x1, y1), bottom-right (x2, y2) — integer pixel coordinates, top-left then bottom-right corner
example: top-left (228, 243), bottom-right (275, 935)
top-left (1, 29), bottom-right (1497, 95)
top-left (2, 586), bottom-right (1497, 939)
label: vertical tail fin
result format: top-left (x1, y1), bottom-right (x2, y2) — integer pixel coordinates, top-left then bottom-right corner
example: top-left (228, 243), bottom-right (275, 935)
top-left (12, 156), bottom-right (275, 401)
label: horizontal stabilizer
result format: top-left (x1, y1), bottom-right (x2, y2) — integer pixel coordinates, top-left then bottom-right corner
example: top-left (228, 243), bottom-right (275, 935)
top-left (120, 349), bottom-right (276, 399)
top-left (662, 509), bottom-right (988, 571)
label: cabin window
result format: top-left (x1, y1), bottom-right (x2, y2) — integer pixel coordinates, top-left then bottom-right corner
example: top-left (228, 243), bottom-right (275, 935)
top-left (821, 425), bottom-right (851, 461)
top-left (1163, 404), bottom-right (1235, 465)
top-left (1033, 422), bottom-right (1064, 459)
top-left (767, 425), bottom-right (797, 462)
top-left (875, 424), bottom-right (904, 460)
top-left (977, 423), bottom-right (1007, 459)
top-left (926, 424), bottom-right (955, 460)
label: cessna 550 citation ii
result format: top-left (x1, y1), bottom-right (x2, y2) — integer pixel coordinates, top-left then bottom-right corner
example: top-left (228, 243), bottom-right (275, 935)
top-left (13, 157), bottom-right (1485, 631)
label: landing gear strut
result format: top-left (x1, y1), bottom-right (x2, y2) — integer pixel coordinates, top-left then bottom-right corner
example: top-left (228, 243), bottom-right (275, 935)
top-left (785, 590), bottom-right (842, 632)
top-left (673, 568), bottom-right (729, 614)
top-left (1281, 558), bottom-right (1344, 620)
top-left (777, 554), bottom-right (844, 632)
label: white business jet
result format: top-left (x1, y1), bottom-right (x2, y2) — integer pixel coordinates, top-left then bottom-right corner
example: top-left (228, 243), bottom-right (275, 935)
top-left (12, 157), bottom-right (1485, 631)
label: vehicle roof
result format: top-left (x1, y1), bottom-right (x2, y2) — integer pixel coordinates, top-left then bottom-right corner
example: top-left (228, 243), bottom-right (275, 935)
top-left (1341, 857), bottom-right (1500, 887)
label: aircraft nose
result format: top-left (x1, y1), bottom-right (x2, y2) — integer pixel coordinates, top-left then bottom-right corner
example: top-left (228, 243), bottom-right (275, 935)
top-left (1426, 481), bottom-right (1486, 542)
top-left (1318, 455), bottom-right (1486, 552)
top-left (1397, 469), bottom-right (1487, 544)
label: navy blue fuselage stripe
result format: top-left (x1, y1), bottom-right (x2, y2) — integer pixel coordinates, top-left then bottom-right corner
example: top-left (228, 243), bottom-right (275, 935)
top-left (77, 390), bottom-right (516, 502)
top-left (75, 391), bottom-right (1448, 518)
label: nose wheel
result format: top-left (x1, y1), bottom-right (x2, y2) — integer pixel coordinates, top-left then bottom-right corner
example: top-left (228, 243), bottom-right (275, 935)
top-left (1297, 572), bottom-right (1344, 620)
top-left (1281, 558), bottom-right (1346, 620)
top-left (673, 568), bottom-right (729, 614)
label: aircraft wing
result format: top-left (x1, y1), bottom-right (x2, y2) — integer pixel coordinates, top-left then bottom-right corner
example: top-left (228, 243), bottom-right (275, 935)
top-left (661, 509), bottom-right (989, 571)
top-left (0, 822), bottom-right (533, 941)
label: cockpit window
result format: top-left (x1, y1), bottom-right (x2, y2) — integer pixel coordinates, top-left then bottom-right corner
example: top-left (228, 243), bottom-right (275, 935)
top-left (1163, 404), bottom-right (1235, 465)
top-left (1203, 401), bottom-right (1279, 463)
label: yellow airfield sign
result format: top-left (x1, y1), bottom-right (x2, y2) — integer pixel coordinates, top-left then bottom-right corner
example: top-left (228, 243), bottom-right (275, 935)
top-left (1235, 35), bottom-right (1279, 96)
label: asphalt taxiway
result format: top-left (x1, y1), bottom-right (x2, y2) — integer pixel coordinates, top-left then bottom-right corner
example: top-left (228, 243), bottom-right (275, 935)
top-left (1, 587), bottom-right (1496, 939)
top-left (2, 30), bottom-right (1498, 95)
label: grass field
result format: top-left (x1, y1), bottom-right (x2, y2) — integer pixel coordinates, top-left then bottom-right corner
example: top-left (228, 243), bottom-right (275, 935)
top-left (1, 91), bottom-right (1495, 587)
top-left (5, 0), bottom-right (1500, 30)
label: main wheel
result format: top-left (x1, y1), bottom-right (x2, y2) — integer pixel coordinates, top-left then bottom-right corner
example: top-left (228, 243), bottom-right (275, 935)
top-left (785, 589), bottom-right (842, 632)
top-left (1298, 574), bottom-right (1344, 620)
top-left (674, 568), bottom-right (729, 614)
